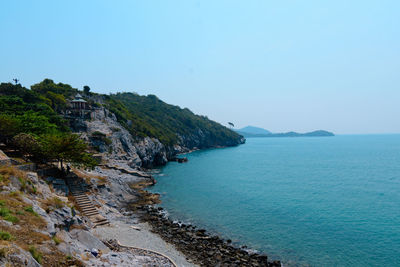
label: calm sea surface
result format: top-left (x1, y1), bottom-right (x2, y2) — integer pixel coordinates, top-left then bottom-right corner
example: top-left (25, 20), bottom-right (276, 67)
top-left (149, 135), bottom-right (400, 266)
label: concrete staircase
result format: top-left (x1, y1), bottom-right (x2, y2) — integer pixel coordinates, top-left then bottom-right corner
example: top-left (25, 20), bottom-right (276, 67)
top-left (66, 175), bottom-right (110, 228)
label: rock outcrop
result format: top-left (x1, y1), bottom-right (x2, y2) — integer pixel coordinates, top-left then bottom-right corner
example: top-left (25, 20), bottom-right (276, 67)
top-left (69, 107), bottom-right (244, 168)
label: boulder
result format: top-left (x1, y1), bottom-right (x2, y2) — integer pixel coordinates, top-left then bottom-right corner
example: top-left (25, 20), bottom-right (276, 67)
top-left (0, 244), bottom-right (41, 267)
top-left (70, 229), bottom-right (110, 253)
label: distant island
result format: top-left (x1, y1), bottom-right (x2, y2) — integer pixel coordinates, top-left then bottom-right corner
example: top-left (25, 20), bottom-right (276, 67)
top-left (235, 126), bottom-right (334, 138)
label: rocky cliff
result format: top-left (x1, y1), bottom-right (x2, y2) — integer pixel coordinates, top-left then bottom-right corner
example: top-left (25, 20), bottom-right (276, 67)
top-left (69, 106), bottom-right (244, 168)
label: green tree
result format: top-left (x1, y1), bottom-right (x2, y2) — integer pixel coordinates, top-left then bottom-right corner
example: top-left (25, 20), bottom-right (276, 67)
top-left (12, 133), bottom-right (42, 161)
top-left (45, 91), bottom-right (66, 112)
top-left (83, 85), bottom-right (90, 95)
top-left (40, 133), bottom-right (97, 169)
top-left (0, 114), bottom-right (19, 144)
top-left (17, 111), bottom-right (57, 135)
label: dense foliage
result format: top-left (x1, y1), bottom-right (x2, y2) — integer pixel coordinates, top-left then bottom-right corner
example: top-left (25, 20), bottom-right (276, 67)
top-left (0, 81), bottom-right (96, 168)
top-left (0, 79), bottom-right (242, 163)
top-left (105, 93), bottom-right (242, 146)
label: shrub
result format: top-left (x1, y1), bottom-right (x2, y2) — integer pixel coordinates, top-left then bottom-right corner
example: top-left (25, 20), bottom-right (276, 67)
top-left (29, 246), bottom-right (42, 264)
top-left (52, 197), bottom-right (65, 209)
top-left (0, 231), bottom-right (13, 241)
top-left (104, 137), bottom-right (112, 145)
top-left (0, 207), bottom-right (10, 216)
top-left (52, 235), bottom-right (62, 245)
top-left (43, 197), bottom-right (65, 211)
top-left (24, 206), bottom-right (39, 217)
top-left (24, 206), bottom-right (34, 213)
top-left (18, 177), bottom-right (27, 191)
top-left (4, 214), bottom-right (19, 223)
top-left (92, 131), bottom-right (106, 137)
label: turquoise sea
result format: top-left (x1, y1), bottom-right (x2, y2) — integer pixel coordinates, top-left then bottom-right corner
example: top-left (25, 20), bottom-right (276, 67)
top-left (149, 135), bottom-right (400, 266)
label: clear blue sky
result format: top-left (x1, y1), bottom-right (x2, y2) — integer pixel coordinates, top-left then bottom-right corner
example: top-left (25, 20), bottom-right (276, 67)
top-left (1, 0), bottom-right (399, 134)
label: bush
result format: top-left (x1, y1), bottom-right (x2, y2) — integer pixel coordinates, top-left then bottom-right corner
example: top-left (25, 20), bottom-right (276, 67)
top-left (104, 137), bottom-right (112, 145)
top-left (0, 207), bottom-right (10, 216)
top-left (52, 198), bottom-right (65, 209)
top-left (52, 235), bottom-right (62, 245)
top-left (24, 206), bottom-right (39, 217)
top-left (29, 246), bottom-right (42, 264)
top-left (91, 131), bottom-right (112, 146)
top-left (16, 210), bottom-right (24, 215)
top-left (4, 214), bottom-right (19, 223)
top-left (43, 197), bottom-right (65, 211)
top-left (0, 231), bottom-right (13, 240)
top-left (92, 131), bottom-right (106, 137)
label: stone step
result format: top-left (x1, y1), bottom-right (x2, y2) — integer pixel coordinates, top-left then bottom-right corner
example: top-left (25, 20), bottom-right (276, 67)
top-left (74, 196), bottom-right (90, 201)
top-left (72, 191), bottom-right (86, 195)
top-left (82, 207), bottom-right (97, 211)
top-left (93, 218), bottom-right (108, 223)
top-left (81, 207), bottom-right (97, 212)
top-left (77, 203), bottom-right (92, 207)
top-left (75, 199), bottom-right (91, 203)
top-left (77, 201), bottom-right (92, 206)
top-left (84, 211), bottom-right (99, 216)
top-left (81, 204), bottom-right (96, 209)
top-left (75, 198), bottom-right (90, 203)
top-left (75, 197), bottom-right (90, 201)
top-left (83, 208), bottom-right (98, 213)
top-left (75, 196), bottom-right (90, 200)
top-left (80, 206), bottom-right (96, 211)
top-left (76, 199), bottom-right (90, 202)
top-left (72, 192), bottom-right (85, 197)
top-left (78, 205), bottom-right (94, 210)
top-left (72, 192), bottom-right (87, 196)
top-left (94, 221), bottom-right (110, 227)
top-left (73, 194), bottom-right (88, 198)
top-left (74, 194), bottom-right (89, 198)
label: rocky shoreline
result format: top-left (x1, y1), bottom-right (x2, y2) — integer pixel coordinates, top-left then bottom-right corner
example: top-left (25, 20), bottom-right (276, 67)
top-left (130, 184), bottom-right (281, 267)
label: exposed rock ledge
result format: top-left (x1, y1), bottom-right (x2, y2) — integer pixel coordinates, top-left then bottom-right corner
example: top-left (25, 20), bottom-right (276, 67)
top-left (69, 107), bottom-right (244, 168)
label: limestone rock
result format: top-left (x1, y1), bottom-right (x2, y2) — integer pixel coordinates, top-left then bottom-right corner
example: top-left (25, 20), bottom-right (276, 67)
top-left (0, 244), bottom-right (41, 267)
top-left (70, 229), bottom-right (110, 253)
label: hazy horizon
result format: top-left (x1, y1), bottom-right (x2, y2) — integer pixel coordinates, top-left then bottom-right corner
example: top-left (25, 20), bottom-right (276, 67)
top-left (1, 1), bottom-right (399, 134)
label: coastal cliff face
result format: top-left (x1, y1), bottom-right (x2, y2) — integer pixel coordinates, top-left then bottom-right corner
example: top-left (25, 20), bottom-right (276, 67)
top-left (69, 108), bottom-right (164, 168)
top-left (70, 106), bottom-right (244, 168)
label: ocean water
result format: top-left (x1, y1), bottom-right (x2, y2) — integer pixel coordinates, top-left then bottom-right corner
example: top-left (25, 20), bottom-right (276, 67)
top-left (149, 135), bottom-right (400, 266)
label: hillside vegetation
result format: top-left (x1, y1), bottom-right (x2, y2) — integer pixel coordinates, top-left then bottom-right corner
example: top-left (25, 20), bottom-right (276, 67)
top-left (106, 92), bottom-right (243, 147)
top-left (0, 80), bottom-right (243, 162)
